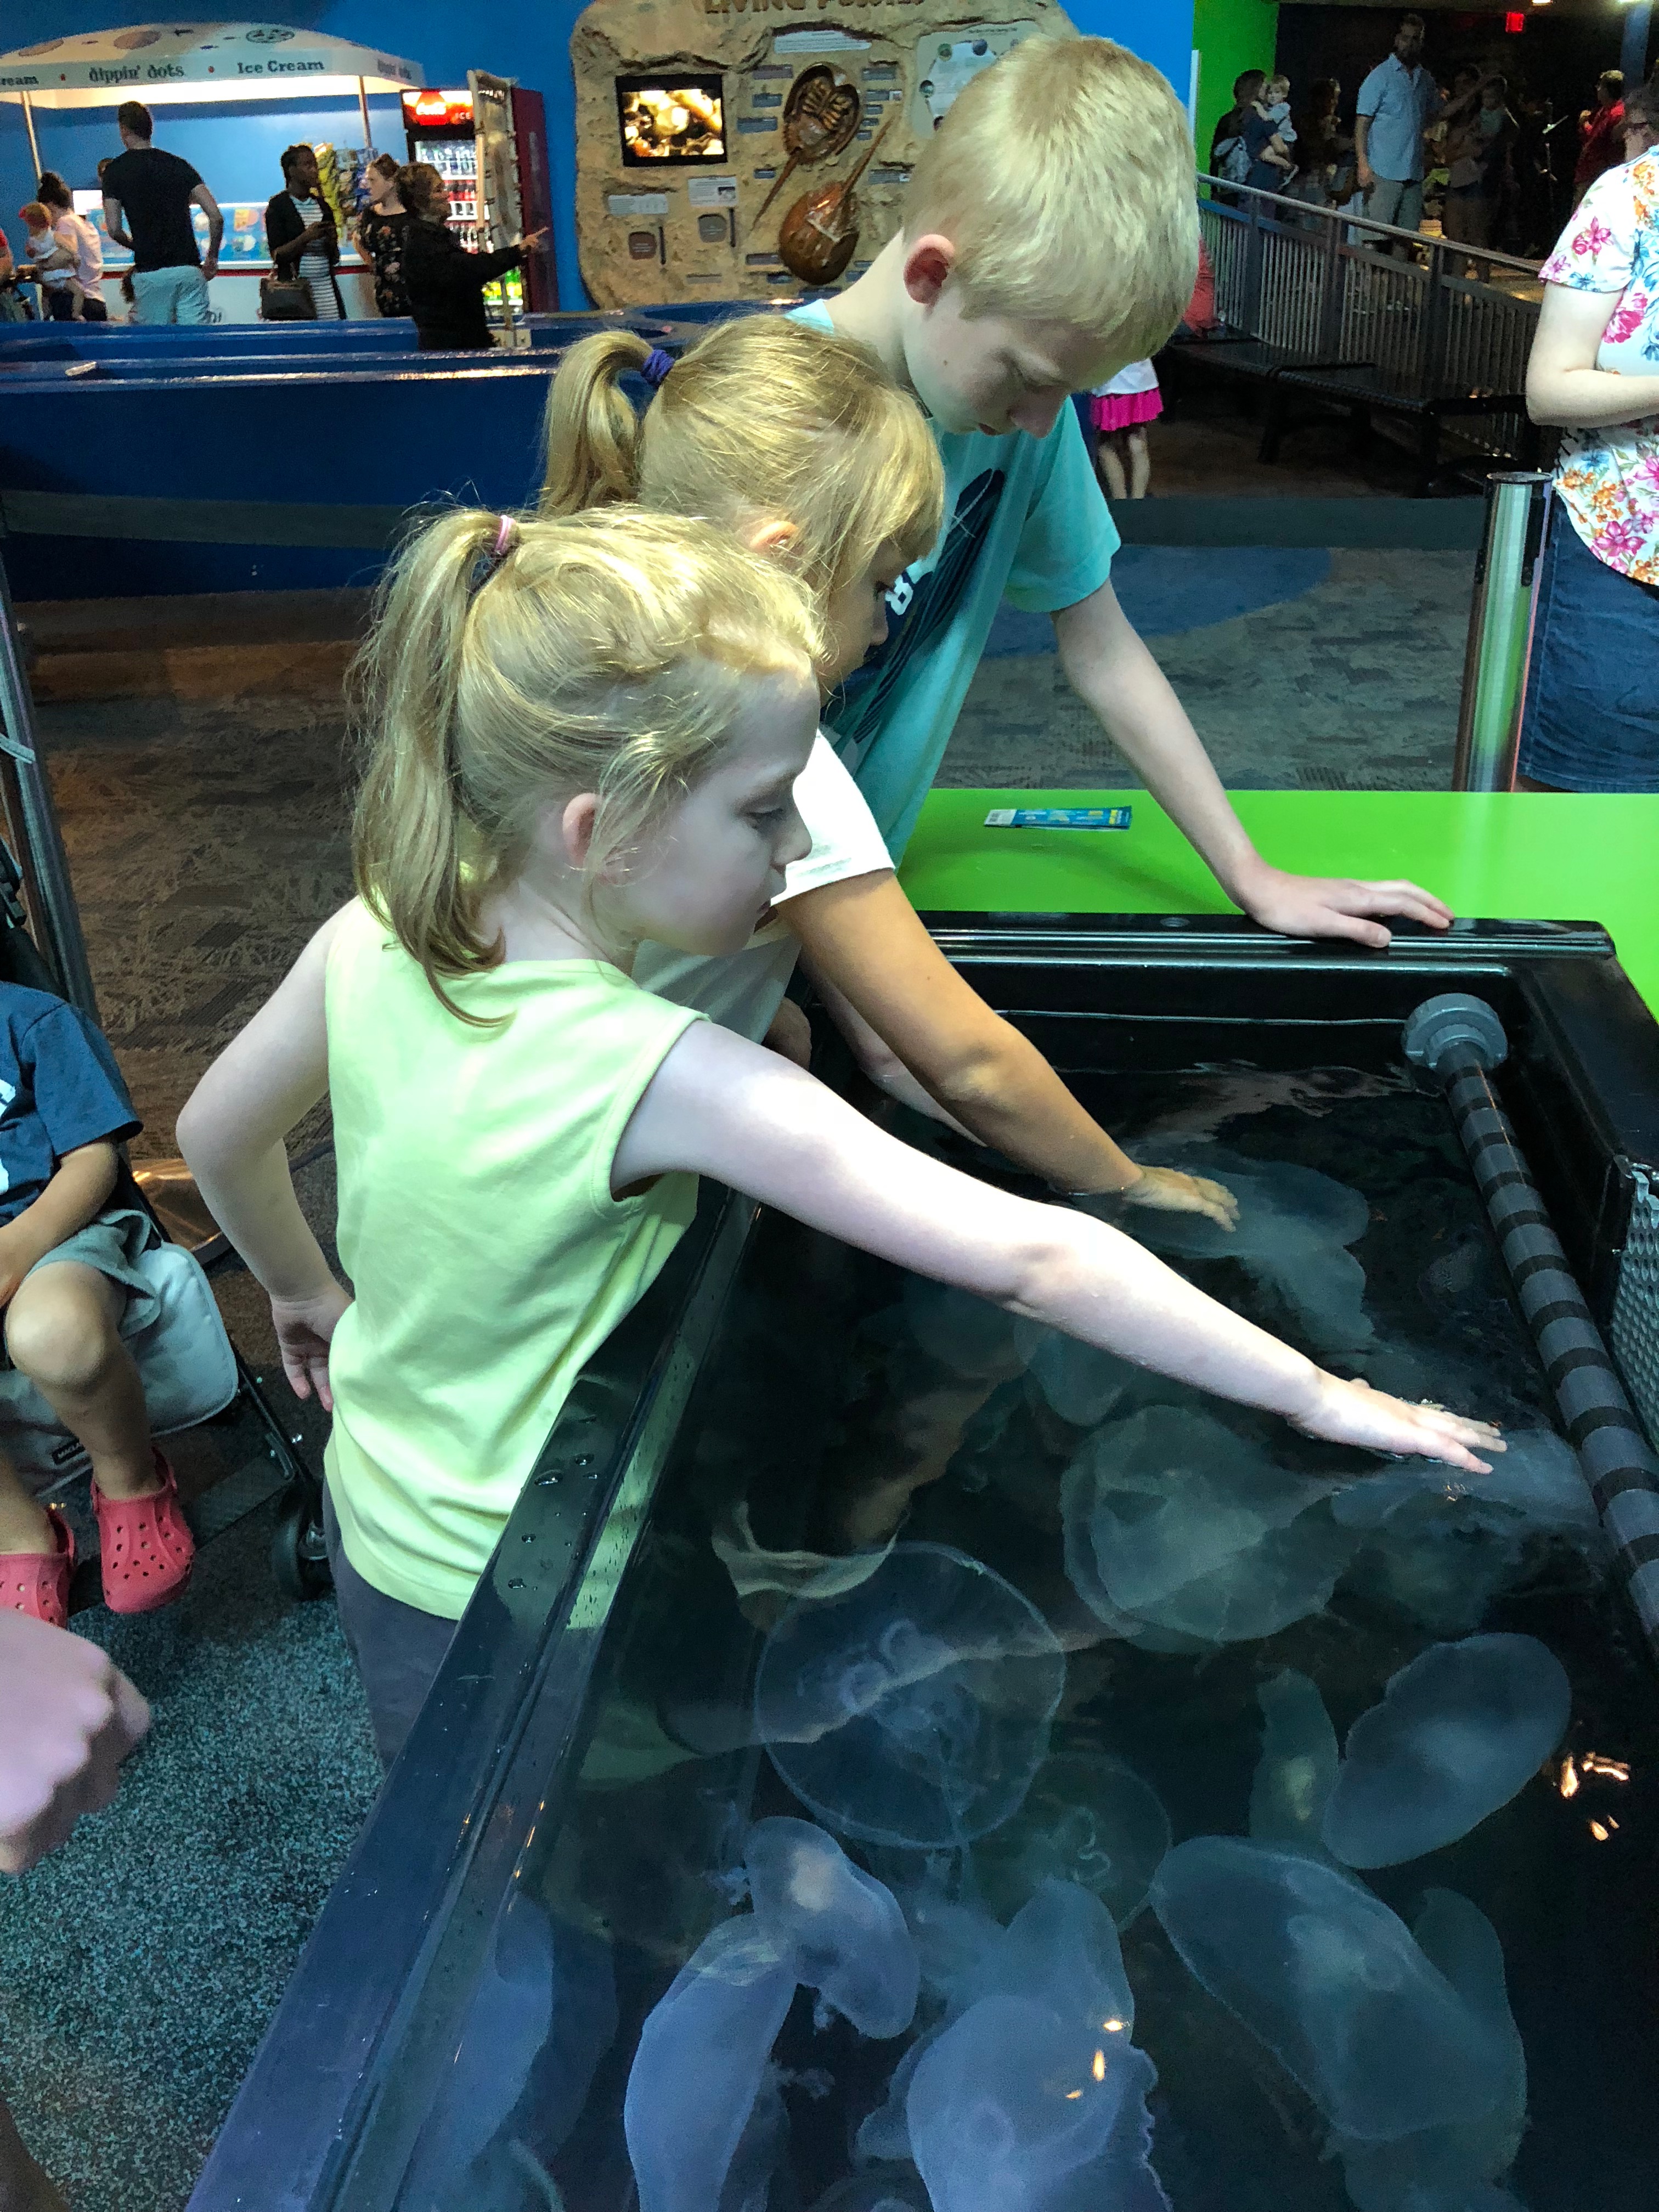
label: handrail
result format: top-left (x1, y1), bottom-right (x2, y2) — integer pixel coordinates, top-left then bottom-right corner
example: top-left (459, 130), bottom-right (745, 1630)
top-left (1195, 170), bottom-right (1544, 279)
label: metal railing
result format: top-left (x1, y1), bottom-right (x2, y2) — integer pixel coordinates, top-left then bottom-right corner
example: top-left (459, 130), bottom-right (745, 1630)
top-left (1197, 174), bottom-right (1542, 458)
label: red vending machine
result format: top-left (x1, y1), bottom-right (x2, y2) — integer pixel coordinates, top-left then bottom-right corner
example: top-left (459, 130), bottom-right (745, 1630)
top-left (401, 78), bottom-right (555, 325)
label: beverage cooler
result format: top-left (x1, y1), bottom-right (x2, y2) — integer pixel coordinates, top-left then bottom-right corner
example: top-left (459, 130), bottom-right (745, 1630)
top-left (402, 75), bottom-right (555, 325)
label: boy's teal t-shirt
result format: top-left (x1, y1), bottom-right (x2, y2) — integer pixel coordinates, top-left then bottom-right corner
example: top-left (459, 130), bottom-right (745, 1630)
top-left (791, 298), bottom-right (1121, 861)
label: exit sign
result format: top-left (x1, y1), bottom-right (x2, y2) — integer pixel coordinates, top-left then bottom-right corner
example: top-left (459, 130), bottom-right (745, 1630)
top-left (1504, 10), bottom-right (1526, 29)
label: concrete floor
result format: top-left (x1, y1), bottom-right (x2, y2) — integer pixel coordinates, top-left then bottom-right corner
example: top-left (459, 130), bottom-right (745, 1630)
top-left (0, 396), bottom-right (1483, 2210)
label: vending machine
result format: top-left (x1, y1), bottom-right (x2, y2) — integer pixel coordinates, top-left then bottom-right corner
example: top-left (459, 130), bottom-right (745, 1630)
top-left (401, 76), bottom-right (555, 326)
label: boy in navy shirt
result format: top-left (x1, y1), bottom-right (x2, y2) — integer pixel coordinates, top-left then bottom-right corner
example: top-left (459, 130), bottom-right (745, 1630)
top-left (0, 983), bottom-right (194, 1627)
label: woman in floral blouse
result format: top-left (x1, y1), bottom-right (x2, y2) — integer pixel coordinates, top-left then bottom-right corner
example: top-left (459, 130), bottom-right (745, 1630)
top-left (1520, 74), bottom-right (1659, 789)
top-left (354, 154), bottom-right (410, 320)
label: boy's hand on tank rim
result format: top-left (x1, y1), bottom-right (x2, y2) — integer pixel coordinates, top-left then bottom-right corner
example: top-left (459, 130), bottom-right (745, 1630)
top-left (1233, 861), bottom-right (1455, 950)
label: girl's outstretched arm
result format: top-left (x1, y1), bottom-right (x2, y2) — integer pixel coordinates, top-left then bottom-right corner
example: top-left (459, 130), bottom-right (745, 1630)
top-left (177, 911), bottom-right (349, 1408)
top-left (615, 1024), bottom-right (1502, 1472)
top-left (787, 869), bottom-right (1237, 1227)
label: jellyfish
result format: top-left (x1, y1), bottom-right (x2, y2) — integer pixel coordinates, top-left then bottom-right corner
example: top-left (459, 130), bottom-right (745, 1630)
top-left (1336, 1888), bottom-right (1527, 2212)
top-left (1336, 1429), bottom-right (1604, 1634)
top-left (1321, 1634), bottom-right (1572, 1870)
top-left (974, 1751), bottom-right (1171, 1926)
top-left (1012, 1317), bottom-right (1141, 1429)
top-left (624, 1917), bottom-right (797, 2212)
top-left (755, 1543), bottom-right (1066, 1848)
top-left (1080, 1142), bottom-right (1375, 1353)
top-left (1150, 1838), bottom-right (1516, 2144)
top-left (1062, 1407), bottom-right (1353, 1649)
top-left (1249, 1669), bottom-right (1339, 1856)
top-left (858, 1881), bottom-right (1150, 2183)
top-left (746, 1818), bottom-right (919, 2037)
top-left (907, 1994), bottom-right (1168, 2212)
top-left (627, 1825), bottom-right (917, 2212)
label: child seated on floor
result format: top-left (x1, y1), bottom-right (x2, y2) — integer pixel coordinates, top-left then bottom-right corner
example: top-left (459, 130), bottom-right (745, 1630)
top-left (0, 980), bottom-right (195, 1627)
top-left (16, 203), bottom-right (83, 321)
top-left (541, 313), bottom-right (1232, 1227)
top-left (178, 504), bottom-right (1498, 1768)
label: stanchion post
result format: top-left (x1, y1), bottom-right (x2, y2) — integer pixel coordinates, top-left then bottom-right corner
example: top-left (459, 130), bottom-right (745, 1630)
top-left (1452, 471), bottom-right (1551, 792)
top-left (0, 548), bottom-right (102, 1021)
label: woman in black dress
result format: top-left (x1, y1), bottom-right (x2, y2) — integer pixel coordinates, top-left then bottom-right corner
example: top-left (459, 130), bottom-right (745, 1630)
top-left (397, 162), bottom-right (545, 352)
top-left (355, 153), bottom-right (410, 319)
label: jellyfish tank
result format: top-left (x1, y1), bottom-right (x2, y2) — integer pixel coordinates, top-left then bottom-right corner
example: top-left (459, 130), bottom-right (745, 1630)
top-left (193, 916), bottom-right (1659, 2212)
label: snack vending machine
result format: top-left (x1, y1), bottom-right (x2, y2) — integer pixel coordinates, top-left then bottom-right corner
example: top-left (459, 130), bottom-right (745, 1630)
top-left (401, 77), bottom-right (554, 329)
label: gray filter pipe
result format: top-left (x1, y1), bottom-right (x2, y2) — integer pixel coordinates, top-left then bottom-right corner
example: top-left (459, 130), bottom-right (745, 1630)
top-left (1404, 993), bottom-right (1659, 1649)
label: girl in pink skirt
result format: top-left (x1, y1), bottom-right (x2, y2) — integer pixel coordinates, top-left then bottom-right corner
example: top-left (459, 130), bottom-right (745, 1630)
top-left (1091, 358), bottom-right (1163, 498)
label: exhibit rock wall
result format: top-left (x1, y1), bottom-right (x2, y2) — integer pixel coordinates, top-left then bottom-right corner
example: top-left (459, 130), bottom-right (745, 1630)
top-left (571, 0), bottom-right (1077, 308)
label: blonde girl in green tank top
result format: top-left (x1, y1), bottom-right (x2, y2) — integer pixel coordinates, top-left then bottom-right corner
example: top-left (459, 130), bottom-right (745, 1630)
top-left (177, 502), bottom-right (1499, 1735)
top-left (540, 315), bottom-right (1240, 1234)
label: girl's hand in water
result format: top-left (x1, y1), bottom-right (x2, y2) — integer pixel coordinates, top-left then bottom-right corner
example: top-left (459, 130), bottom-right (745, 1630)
top-left (1290, 1372), bottom-right (1504, 1471)
top-left (271, 1279), bottom-right (352, 1413)
top-left (1119, 1165), bottom-right (1240, 1231)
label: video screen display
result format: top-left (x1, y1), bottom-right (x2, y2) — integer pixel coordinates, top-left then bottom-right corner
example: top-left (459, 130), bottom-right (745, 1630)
top-left (617, 74), bottom-right (725, 164)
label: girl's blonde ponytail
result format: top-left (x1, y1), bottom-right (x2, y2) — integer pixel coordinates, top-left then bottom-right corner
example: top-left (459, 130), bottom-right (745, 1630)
top-left (349, 505), bottom-right (822, 1021)
top-left (540, 330), bottom-right (654, 517)
top-left (351, 509), bottom-right (506, 1012)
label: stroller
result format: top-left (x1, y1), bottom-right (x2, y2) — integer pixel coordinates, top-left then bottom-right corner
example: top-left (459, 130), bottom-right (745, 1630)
top-left (0, 571), bottom-right (326, 1615)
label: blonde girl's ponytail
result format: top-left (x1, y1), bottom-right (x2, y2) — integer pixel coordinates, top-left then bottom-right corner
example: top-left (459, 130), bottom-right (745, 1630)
top-left (349, 507), bottom-right (510, 1014)
top-left (349, 504), bottom-right (823, 1022)
top-left (539, 329), bottom-right (655, 516)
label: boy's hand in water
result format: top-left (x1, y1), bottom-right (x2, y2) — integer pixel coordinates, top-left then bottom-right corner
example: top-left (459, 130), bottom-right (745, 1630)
top-left (1118, 1165), bottom-right (1239, 1231)
top-left (271, 1279), bottom-right (352, 1413)
top-left (1290, 1372), bottom-right (1504, 1472)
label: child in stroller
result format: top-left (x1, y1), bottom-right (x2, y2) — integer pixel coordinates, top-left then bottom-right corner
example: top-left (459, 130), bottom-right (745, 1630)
top-left (0, 977), bottom-right (195, 1627)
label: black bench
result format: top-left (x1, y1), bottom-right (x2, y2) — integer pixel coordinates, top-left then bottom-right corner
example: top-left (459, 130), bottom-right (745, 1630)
top-left (1260, 361), bottom-right (1539, 496)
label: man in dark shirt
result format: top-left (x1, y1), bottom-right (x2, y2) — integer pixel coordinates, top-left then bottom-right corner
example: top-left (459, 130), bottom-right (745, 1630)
top-left (100, 99), bottom-right (222, 325)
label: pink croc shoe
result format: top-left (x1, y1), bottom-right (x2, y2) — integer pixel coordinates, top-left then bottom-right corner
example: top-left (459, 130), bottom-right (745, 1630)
top-left (91, 1452), bottom-right (195, 1616)
top-left (0, 1506), bottom-right (75, 1629)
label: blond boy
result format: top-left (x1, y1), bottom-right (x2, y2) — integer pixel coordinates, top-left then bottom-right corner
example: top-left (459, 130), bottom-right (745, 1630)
top-left (791, 35), bottom-right (1450, 950)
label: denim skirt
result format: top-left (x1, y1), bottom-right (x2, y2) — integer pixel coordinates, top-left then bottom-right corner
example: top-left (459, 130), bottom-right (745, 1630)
top-left (1517, 500), bottom-right (1659, 791)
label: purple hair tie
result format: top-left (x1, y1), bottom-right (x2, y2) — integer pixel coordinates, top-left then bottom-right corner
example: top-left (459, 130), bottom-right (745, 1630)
top-left (641, 346), bottom-right (674, 389)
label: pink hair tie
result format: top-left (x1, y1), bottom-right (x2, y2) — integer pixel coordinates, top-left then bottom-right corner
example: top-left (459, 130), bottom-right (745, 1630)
top-left (471, 514), bottom-right (518, 596)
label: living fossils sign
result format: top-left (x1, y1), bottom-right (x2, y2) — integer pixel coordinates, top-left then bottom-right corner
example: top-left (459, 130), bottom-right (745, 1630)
top-left (572, 0), bottom-right (1071, 307)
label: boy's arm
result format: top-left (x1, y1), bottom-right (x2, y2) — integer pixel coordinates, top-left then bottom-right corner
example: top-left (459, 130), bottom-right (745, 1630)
top-left (788, 870), bottom-right (1237, 1224)
top-left (0, 1141), bottom-right (118, 1304)
top-left (177, 912), bottom-right (347, 1403)
top-left (1051, 579), bottom-right (1452, 948)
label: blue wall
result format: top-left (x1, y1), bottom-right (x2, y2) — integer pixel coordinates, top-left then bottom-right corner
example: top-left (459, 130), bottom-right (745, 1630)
top-left (2, 3), bottom-right (1193, 313)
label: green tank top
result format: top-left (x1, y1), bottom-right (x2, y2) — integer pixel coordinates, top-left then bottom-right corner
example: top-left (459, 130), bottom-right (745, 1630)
top-left (323, 898), bottom-right (702, 1617)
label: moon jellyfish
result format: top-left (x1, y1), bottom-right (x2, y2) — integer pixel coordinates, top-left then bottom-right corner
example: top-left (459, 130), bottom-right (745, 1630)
top-left (975, 1751), bottom-right (1171, 1926)
top-left (1062, 1407), bottom-right (1352, 1649)
top-left (1322, 1633), bottom-right (1571, 1870)
top-left (1012, 1317), bottom-right (1141, 1429)
top-left (625, 1918), bottom-right (797, 2212)
top-left (1249, 1669), bottom-right (1340, 1855)
top-left (1084, 1142), bottom-right (1375, 1353)
top-left (1150, 1838), bottom-right (1515, 2143)
top-left (626, 1823), bottom-right (918, 2212)
top-left (907, 1995), bottom-right (1169, 2212)
top-left (1332, 1424), bottom-right (1603, 1633)
top-left (747, 1818), bottom-right (919, 2035)
top-left (1338, 1889), bottom-right (1527, 2212)
top-left (755, 1543), bottom-right (1066, 1848)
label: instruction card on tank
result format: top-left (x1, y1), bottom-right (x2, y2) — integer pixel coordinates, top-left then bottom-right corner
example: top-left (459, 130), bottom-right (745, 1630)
top-left (984, 806), bottom-right (1132, 830)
